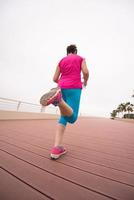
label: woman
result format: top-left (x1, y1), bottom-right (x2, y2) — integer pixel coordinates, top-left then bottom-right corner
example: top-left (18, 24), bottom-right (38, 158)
top-left (40, 44), bottom-right (89, 159)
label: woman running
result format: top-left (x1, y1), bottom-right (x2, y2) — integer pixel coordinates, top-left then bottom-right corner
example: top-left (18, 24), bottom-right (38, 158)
top-left (40, 44), bottom-right (89, 159)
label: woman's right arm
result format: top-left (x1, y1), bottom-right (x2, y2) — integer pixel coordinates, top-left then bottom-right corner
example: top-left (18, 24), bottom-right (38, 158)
top-left (81, 59), bottom-right (89, 86)
top-left (53, 65), bottom-right (61, 83)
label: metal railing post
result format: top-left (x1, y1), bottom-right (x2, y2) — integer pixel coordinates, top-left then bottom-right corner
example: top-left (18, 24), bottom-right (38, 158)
top-left (17, 101), bottom-right (21, 111)
top-left (40, 106), bottom-right (44, 112)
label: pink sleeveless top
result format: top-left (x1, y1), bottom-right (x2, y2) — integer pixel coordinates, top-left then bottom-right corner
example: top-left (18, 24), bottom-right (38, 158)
top-left (58, 54), bottom-right (84, 89)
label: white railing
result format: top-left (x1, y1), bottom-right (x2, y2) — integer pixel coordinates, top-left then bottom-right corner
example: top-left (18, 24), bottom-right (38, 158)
top-left (0, 97), bottom-right (59, 114)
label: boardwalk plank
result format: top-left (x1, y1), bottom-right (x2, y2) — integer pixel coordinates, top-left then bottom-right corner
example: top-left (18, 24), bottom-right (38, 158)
top-left (1, 132), bottom-right (134, 163)
top-left (0, 118), bottom-right (134, 200)
top-left (0, 150), bottom-right (110, 200)
top-left (0, 137), bottom-right (134, 187)
top-left (0, 141), bottom-right (134, 200)
top-left (1, 128), bottom-right (134, 157)
top-left (1, 121), bottom-right (134, 157)
top-left (0, 168), bottom-right (49, 200)
top-left (1, 133), bottom-right (134, 174)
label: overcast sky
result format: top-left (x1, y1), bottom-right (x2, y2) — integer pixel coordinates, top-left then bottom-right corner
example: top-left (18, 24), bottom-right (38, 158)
top-left (0, 0), bottom-right (134, 117)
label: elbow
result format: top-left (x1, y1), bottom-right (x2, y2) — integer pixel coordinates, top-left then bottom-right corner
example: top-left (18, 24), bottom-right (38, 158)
top-left (83, 71), bottom-right (89, 78)
top-left (53, 77), bottom-right (58, 83)
top-left (82, 68), bottom-right (89, 75)
top-left (85, 71), bottom-right (89, 76)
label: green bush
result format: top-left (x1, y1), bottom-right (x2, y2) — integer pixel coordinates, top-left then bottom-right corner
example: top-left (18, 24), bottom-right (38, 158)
top-left (123, 114), bottom-right (134, 119)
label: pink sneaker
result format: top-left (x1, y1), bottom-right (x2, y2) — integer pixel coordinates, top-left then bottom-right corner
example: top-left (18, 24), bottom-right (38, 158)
top-left (50, 146), bottom-right (67, 160)
top-left (40, 87), bottom-right (62, 106)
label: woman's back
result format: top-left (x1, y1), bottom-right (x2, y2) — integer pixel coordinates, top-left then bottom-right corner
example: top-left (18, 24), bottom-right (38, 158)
top-left (58, 54), bottom-right (84, 89)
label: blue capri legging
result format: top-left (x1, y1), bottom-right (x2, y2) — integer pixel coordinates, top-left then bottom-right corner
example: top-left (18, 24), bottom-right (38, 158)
top-left (58, 89), bottom-right (82, 126)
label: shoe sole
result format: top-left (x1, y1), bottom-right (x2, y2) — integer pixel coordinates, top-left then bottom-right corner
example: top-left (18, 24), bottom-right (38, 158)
top-left (40, 88), bottom-right (60, 106)
top-left (50, 150), bottom-right (67, 160)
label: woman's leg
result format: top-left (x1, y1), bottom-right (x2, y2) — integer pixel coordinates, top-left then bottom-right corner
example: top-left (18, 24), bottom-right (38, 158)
top-left (61, 89), bottom-right (82, 124)
top-left (53, 99), bottom-right (73, 147)
top-left (51, 89), bottom-right (82, 159)
top-left (58, 99), bottom-right (73, 116)
top-left (54, 123), bottom-right (66, 147)
top-left (53, 89), bottom-right (81, 147)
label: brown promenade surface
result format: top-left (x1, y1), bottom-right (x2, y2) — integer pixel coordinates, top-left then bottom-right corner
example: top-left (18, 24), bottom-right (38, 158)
top-left (0, 117), bottom-right (134, 200)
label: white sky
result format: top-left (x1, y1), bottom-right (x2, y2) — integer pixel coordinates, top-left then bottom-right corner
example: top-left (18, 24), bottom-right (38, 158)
top-left (0, 0), bottom-right (134, 117)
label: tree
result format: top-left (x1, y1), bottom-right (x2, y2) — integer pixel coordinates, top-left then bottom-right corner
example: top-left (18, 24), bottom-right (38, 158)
top-left (127, 106), bottom-right (133, 114)
top-left (110, 102), bottom-right (134, 119)
top-left (110, 110), bottom-right (117, 119)
top-left (117, 104), bottom-right (124, 117)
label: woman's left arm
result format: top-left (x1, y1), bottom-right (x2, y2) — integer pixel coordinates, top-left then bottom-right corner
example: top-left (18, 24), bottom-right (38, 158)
top-left (53, 65), bottom-right (60, 83)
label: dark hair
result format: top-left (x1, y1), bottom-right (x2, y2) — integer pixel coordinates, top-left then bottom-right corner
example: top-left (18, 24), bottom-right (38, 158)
top-left (66, 44), bottom-right (77, 55)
